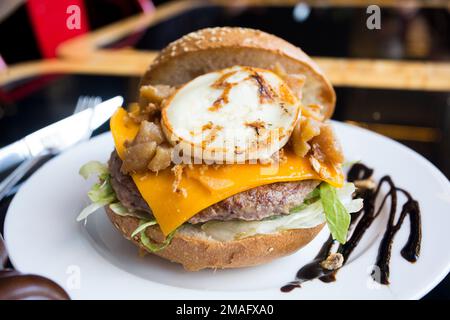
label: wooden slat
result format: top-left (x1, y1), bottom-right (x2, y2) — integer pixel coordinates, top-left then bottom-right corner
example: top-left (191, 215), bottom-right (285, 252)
top-left (346, 121), bottom-right (441, 142)
top-left (2, 54), bottom-right (449, 92)
top-left (316, 58), bottom-right (450, 91)
top-left (0, 56), bottom-right (154, 86)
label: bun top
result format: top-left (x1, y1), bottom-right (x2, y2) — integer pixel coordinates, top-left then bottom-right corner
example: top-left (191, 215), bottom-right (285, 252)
top-left (142, 27), bottom-right (336, 119)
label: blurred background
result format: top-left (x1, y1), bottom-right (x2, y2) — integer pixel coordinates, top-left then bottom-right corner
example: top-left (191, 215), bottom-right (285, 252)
top-left (0, 0), bottom-right (449, 299)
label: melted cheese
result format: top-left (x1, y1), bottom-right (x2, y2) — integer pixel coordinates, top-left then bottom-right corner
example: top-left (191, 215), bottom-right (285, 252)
top-left (110, 108), bottom-right (343, 235)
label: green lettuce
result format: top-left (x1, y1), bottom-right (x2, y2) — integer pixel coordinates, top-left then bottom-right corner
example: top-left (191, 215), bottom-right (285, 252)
top-left (77, 161), bottom-right (116, 221)
top-left (134, 220), bottom-right (176, 252)
top-left (78, 161), bottom-right (178, 250)
top-left (131, 219), bottom-right (158, 237)
top-left (79, 161), bottom-right (109, 180)
top-left (319, 183), bottom-right (351, 244)
top-left (109, 202), bottom-right (149, 220)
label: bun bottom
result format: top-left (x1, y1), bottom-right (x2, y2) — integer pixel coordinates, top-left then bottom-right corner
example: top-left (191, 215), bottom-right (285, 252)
top-left (105, 206), bottom-right (324, 271)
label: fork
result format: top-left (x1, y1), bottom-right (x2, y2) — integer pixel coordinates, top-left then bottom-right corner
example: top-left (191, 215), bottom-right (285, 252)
top-left (0, 96), bottom-right (102, 200)
top-left (73, 96), bottom-right (102, 116)
top-left (72, 96), bottom-right (102, 141)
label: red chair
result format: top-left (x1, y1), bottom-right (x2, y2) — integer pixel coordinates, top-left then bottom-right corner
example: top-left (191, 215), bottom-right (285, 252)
top-left (26, 0), bottom-right (89, 58)
top-left (26, 0), bottom-right (154, 59)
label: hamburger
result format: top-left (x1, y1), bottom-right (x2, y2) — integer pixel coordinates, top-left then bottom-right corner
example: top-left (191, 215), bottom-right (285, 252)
top-left (78, 27), bottom-right (362, 271)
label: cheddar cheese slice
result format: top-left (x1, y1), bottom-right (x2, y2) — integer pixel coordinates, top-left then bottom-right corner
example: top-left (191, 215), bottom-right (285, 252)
top-left (110, 108), bottom-right (343, 235)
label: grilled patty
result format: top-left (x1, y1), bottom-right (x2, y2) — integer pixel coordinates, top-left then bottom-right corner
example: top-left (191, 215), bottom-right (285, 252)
top-left (108, 151), bottom-right (319, 223)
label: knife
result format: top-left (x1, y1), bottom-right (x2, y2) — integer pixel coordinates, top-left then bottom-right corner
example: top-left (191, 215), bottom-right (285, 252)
top-left (0, 96), bottom-right (123, 172)
top-left (0, 96), bottom-right (123, 200)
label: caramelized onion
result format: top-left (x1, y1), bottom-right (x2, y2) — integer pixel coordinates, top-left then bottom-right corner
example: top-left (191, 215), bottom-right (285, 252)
top-left (140, 85), bottom-right (175, 105)
top-left (121, 142), bottom-right (157, 174)
top-left (291, 117), bottom-right (321, 157)
top-left (148, 146), bottom-right (172, 172)
top-left (310, 124), bottom-right (344, 165)
top-left (134, 120), bottom-right (165, 145)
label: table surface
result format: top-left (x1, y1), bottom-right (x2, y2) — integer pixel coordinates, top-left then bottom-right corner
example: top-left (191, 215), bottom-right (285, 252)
top-left (0, 1), bottom-right (449, 299)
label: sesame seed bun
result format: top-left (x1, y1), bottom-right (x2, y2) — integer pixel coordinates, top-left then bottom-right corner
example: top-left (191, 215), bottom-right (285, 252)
top-left (142, 27), bottom-right (336, 119)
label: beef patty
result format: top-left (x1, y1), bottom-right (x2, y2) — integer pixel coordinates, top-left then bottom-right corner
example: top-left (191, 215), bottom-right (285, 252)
top-left (108, 151), bottom-right (319, 223)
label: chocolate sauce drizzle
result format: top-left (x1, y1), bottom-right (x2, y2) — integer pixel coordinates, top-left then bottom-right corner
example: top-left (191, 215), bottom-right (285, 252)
top-left (281, 163), bottom-right (422, 292)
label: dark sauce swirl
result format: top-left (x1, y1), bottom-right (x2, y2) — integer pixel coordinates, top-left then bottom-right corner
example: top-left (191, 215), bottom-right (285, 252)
top-left (281, 163), bottom-right (422, 292)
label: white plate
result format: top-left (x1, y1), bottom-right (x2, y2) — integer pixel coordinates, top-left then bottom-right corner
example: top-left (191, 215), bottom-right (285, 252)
top-left (4, 122), bottom-right (450, 300)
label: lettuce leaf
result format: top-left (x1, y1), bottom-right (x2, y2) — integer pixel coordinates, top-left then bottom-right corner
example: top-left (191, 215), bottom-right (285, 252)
top-left (77, 161), bottom-right (116, 221)
top-left (77, 202), bottom-right (109, 221)
top-left (135, 220), bottom-right (176, 252)
top-left (289, 188), bottom-right (320, 212)
top-left (87, 178), bottom-right (115, 204)
top-left (201, 202), bottom-right (325, 241)
top-left (131, 219), bottom-right (158, 237)
top-left (78, 161), bottom-right (176, 250)
top-left (79, 161), bottom-right (109, 180)
top-left (109, 202), bottom-right (149, 220)
top-left (109, 202), bottom-right (129, 215)
top-left (319, 183), bottom-right (352, 244)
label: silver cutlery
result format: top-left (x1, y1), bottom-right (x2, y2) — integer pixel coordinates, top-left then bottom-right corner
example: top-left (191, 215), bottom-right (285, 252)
top-left (0, 96), bottom-right (123, 201)
top-left (0, 95), bottom-right (100, 200)
top-left (73, 96), bottom-right (102, 115)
